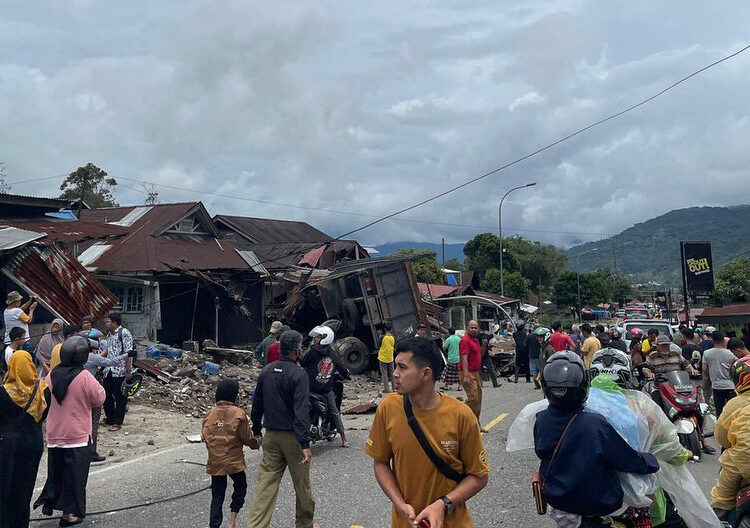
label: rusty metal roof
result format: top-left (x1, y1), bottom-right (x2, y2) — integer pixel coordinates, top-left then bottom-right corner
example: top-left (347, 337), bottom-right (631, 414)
top-left (2, 245), bottom-right (117, 323)
top-left (699, 304), bottom-right (750, 317)
top-left (214, 215), bottom-right (332, 244)
top-left (77, 203), bottom-right (249, 273)
top-left (0, 219), bottom-right (128, 244)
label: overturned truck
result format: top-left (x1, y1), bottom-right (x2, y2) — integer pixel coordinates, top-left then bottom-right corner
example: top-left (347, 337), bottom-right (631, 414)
top-left (285, 257), bottom-right (429, 373)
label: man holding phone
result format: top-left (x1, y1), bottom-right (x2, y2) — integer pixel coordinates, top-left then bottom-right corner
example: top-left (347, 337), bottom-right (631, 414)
top-left (4, 291), bottom-right (37, 346)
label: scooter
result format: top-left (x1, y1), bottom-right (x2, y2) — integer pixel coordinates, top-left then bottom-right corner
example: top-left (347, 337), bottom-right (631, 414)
top-left (309, 376), bottom-right (344, 444)
top-left (644, 370), bottom-right (706, 461)
top-left (715, 479), bottom-right (750, 527)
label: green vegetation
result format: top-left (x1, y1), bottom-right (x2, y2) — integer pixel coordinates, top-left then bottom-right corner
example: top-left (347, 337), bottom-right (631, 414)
top-left (566, 205), bottom-right (750, 287)
top-left (59, 163), bottom-right (118, 208)
top-left (394, 248), bottom-right (444, 284)
top-left (713, 258), bottom-right (750, 305)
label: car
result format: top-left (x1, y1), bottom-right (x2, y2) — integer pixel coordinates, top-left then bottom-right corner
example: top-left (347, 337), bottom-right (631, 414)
top-left (623, 319), bottom-right (673, 350)
top-left (616, 309), bottom-right (626, 318)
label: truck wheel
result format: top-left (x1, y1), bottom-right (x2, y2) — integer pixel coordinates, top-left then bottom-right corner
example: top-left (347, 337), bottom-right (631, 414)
top-left (341, 299), bottom-right (361, 330)
top-left (334, 337), bottom-right (370, 374)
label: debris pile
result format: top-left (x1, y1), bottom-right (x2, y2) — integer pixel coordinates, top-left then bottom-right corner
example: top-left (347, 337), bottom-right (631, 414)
top-left (133, 346), bottom-right (261, 418)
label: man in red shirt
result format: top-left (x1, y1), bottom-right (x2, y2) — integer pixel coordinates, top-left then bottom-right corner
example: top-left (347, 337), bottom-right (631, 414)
top-left (459, 320), bottom-right (485, 431)
top-left (265, 325), bottom-right (290, 365)
top-left (548, 320), bottom-right (574, 353)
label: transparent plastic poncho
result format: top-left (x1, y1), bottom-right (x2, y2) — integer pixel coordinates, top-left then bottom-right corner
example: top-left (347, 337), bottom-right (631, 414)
top-left (506, 385), bottom-right (722, 528)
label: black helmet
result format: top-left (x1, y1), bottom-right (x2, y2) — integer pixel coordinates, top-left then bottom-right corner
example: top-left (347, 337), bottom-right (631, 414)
top-left (122, 373), bottom-right (143, 398)
top-left (60, 335), bottom-right (91, 366)
top-left (541, 351), bottom-right (589, 410)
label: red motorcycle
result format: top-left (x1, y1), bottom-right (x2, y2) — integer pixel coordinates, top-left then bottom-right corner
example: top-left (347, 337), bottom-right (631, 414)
top-left (644, 370), bottom-right (705, 461)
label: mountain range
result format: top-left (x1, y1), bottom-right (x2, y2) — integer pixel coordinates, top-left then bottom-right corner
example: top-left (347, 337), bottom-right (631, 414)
top-left (374, 205), bottom-right (750, 287)
top-left (565, 205), bottom-right (750, 287)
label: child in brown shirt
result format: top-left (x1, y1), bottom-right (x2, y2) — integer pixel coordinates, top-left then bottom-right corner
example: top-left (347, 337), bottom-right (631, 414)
top-left (203, 379), bottom-right (258, 528)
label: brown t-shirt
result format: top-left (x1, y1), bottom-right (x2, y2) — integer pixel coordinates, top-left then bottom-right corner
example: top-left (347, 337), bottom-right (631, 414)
top-left (366, 393), bottom-right (489, 528)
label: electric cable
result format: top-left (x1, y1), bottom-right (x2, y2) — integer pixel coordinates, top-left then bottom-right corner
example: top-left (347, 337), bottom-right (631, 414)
top-left (335, 42), bottom-right (750, 239)
top-left (28, 461), bottom-right (210, 523)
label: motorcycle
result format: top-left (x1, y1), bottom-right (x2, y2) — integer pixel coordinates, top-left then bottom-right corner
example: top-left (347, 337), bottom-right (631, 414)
top-left (716, 479), bottom-right (750, 528)
top-left (309, 376), bottom-right (344, 444)
top-left (644, 370), bottom-right (706, 461)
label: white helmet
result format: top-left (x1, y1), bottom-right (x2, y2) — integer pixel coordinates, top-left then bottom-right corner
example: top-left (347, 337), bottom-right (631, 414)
top-left (705, 326), bottom-right (717, 334)
top-left (309, 325), bottom-right (335, 346)
top-left (589, 348), bottom-right (633, 388)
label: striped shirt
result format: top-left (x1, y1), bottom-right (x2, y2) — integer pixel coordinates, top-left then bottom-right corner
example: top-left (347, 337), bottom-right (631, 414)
top-left (646, 350), bottom-right (689, 374)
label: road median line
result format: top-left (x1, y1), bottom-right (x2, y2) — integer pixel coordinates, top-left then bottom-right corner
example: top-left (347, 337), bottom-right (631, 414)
top-left (483, 412), bottom-right (508, 432)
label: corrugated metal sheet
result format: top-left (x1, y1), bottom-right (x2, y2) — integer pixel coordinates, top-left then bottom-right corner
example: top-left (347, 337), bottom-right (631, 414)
top-left (0, 226), bottom-right (46, 251)
top-left (214, 215), bottom-right (332, 244)
top-left (110, 206), bottom-right (153, 227)
top-left (699, 304), bottom-right (750, 317)
top-left (78, 243), bottom-right (113, 270)
top-left (235, 250), bottom-right (270, 276)
top-left (2, 246), bottom-right (117, 323)
top-left (0, 220), bottom-right (128, 244)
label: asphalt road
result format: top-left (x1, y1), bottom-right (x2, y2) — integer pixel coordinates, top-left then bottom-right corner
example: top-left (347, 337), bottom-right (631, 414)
top-left (29, 381), bottom-right (722, 528)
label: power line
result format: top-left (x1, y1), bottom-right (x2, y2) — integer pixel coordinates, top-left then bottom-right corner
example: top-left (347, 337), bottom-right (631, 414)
top-left (335, 42), bottom-right (750, 239)
top-left (116, 176), bottom-right (614, 238)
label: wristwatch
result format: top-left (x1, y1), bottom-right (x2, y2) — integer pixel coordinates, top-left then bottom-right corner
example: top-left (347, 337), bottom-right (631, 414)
top-left (439, 496), bottom-right (455, 515)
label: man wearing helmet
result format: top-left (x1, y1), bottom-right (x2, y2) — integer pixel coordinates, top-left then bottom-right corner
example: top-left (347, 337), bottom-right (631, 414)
top-left (300, 325), bottom-right (351, 448)
top-left (711, 355), bottom-right (750, 519)
top-left (607, 327), bottom-right (627, 353)
top-left (534, 352), bottom-right (659, 523)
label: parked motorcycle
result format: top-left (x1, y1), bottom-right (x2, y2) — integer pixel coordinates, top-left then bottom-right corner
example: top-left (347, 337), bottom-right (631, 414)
top-left (644, 370), bottom-right (705, 461)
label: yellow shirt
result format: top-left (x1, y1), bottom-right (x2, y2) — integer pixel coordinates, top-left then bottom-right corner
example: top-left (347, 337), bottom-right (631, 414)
top-left (50, 343), bottom-right (62, 370)
top-left (366, 393), bottom-right (489, 528)
top-left (378, 335), bottom-right (395, 363)
top-left (642, 339), bottom-right (655, 354)
top-left (581, 336), bottom-right (601, 369)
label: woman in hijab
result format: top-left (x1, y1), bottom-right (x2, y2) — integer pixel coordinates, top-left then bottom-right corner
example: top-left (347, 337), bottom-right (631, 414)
top-left (35, 317), bottom-right (65, 377)
top-left (0, 351), bottom-right (50, 527)
top-left (34, 336), bottom-right (105, 526)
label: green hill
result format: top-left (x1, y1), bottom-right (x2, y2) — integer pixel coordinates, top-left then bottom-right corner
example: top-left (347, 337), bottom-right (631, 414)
top-left (566, 205), bottom-right (750, 287)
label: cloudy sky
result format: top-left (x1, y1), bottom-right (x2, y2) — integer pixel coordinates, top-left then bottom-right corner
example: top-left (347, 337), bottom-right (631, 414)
top-left (2, 1), bottom-right (749, 248)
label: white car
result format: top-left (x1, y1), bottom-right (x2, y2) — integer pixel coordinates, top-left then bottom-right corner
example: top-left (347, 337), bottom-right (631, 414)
top-left (622, 320), bottom-right (674, 350)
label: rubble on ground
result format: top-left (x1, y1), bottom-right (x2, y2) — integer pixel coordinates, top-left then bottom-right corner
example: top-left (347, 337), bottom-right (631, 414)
top-left (132, 342), bottom-right (385, 419)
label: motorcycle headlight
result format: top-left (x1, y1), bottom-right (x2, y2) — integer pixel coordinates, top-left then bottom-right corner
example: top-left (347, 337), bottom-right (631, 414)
top-left (674, 396), bottom-right (696, 406)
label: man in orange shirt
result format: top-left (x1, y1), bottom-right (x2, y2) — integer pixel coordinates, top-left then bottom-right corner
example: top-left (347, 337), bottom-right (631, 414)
top-left (366, 337), bottom-right (489, 528)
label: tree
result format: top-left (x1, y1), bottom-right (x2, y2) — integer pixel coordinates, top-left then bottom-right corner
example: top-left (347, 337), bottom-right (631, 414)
top-left (444, 258), bottom-right (464, 271)
top-left (59, 163), bottom-right (118, 208)
top-left (551, 271), bottom-right (608, 308)
top-left (589, 267), bottom-right (633, 305)
top-left (480, 268), bottom-right (531, 300)
top-left (394, 248), bottom-right (443, 284)
top-left (503, 235), bottom-right (568, 288)
top-left (463, 233), bottom-right (519, 280)
top-left (713, 258), bottom-right (750, 304)
top-left (0, 162), bottom-right (10, 194)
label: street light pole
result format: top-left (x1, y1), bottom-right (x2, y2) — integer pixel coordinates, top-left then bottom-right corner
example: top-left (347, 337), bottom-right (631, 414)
top-left (499, 182), bottom-right (537, 297)
top-left (576, 248), bottom-right (599, 319)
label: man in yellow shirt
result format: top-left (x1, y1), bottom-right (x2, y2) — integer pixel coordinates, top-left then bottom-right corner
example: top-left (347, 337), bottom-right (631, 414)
top-left (641, 329), bottom-right (659, 355)
top-left (378, 325), bottom-right (396, 393)
top-left (580, 323), bottom-right (601, 369)
top-left (366, 337), bottom-right (489, 528)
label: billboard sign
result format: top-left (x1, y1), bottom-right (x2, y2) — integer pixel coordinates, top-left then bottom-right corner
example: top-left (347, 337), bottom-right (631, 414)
top-left (680, 242), bottom-right (714, 295)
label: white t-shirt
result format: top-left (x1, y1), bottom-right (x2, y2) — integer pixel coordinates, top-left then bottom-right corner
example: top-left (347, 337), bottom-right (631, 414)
top-left (3, 307), bottom-right (30, 344)
top-left (4, 346), bottom-right (15, 366)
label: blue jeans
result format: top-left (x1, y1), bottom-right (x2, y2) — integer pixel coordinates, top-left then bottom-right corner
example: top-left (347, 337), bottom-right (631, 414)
top-left (529, 358), bottom-right (540, 376)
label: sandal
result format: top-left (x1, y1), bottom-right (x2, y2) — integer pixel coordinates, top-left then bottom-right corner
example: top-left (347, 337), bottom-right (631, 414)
top-left (108, 425), bottom-right (121, 432)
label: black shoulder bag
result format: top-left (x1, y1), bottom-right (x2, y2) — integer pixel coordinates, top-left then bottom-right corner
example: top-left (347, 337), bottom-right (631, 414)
top-left (24, 379), bottom-right (41, 413)
top-left (403, 395), bottom-right (467, 483)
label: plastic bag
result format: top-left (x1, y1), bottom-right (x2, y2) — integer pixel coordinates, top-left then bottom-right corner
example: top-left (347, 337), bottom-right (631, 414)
top-left (506, 388), bottom-right (722, 528)
top-left (650, 488), bottom-right (666, 526)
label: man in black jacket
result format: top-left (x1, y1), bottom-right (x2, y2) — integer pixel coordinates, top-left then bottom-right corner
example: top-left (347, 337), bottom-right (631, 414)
top-left (510, 323), bottom-right (530, 383)
top-left (247, 330), bottom-right (317, 528)
top-left (301, 335), bottom-right (351, 448)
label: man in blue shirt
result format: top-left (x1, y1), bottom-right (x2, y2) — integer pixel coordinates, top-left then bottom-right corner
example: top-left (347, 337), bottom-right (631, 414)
top-left (534, 352), bottom-right (659, 522)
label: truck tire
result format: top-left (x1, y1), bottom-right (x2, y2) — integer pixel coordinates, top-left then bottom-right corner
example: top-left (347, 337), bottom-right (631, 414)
top-left (333, 337), bottom-right (370, 374)
top-left (341, 299), bottom-right (361, 330)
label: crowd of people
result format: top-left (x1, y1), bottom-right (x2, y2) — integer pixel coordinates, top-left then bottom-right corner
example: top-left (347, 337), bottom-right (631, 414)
top-left (0, 290), bottom-right (136, 527)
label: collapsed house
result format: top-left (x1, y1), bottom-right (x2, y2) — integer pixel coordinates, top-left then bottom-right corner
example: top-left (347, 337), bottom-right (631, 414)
top-left (0, 225), bottom-right (117, 340)
top-left (71, 203), bottom-right (267, 346)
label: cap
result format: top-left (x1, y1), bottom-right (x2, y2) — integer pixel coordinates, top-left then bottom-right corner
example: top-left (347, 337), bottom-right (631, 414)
top-left (656, 335), bottom-right (672, 345)
top-left (5, 290), bottom-right (22, 305)
top-left (269, 321), bottom-right (283, 335)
